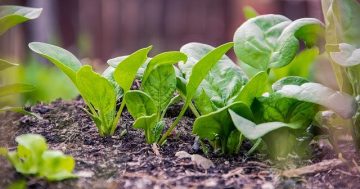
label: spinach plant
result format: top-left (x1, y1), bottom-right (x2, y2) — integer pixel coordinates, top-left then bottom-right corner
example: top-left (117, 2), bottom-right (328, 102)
top-left (29, 42), bottom-right (151, 136)
top-left (158, 42), bottom-right (234, 144)
top-left (1, 134), bottom-right (76, 181)
top-left (124, 51), bottom-right (187, 143)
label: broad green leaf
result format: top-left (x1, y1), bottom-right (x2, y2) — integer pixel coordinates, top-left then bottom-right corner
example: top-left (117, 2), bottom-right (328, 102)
top-left (0, 83), bottom-right (35, 97)
top-left (235, 71), bottom-right (267, 107)
top-left (194, 89), bottom-right (217, 115)
top-left (76, 66), bottom-right (116, 134)
top-left (192, 102), bottom-right (253, 154)
top-left (142, 65), bottom-right (177, 112)
top-left (114, 46), bottom-right (152, 92)
top-left (8, 134), bottom-right (47, 174)
top-left (0, 106), bottom-right (42, 119)
top-left (0, 6), bottom-right (42, 35)
top-left (179, 42), bottom-right (246, 108)
top-left (252, 93), bottom-right (317, 125)
top-left (243, 6), bottom-right (258, 20)
top-left (29, 42), bottom-right (82, 83)
top-left (330, 43), bottom-right (360, 67)
top-left (142, 51), bottom-right (187, 82)
top-left (40, 151), bottom-right (77, 181)
top-left (234, 15), bottom-right (324, 70)
top-left (0, 58), bottom-right (17, 71)
top-left (275, 82), bottom-right (357, 119)
top-left (229, 110), bottom-right (301, 140)
top-left (102, 66), bottom-right (123, 99)
top-left (124, 90), bottom-right (157, 119)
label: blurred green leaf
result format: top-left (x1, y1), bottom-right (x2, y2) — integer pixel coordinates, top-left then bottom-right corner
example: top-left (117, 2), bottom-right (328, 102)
top-left (242, 5), bottom-right (258, 20)
top-left (0, 59), bottom-right (17, 71)
top-left (0, 83), bottom-right (35, 97)
top-left (0, 5), bottom-right (42, 35)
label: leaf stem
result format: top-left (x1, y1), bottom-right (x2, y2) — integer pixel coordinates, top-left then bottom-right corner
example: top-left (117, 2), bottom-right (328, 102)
top-left (188, 101), bottom-right (200, 118)
top-left (158, 102), bottom-right (188, 144)
top-left (111, 100), bottom-right (126, 135)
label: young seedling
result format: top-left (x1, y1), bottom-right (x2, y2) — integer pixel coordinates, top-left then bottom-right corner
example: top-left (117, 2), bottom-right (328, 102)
top-left (124, 51), bottom-right (187, 143)
top-left (158, 42), bottom-right (234, 144)
top-left (29, 42), bottom-right (151, 136)
top-left (1, 134), bottom-right (76, 181)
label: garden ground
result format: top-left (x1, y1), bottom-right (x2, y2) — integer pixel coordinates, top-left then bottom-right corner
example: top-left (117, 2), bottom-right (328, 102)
top-left (1, 99), bottom-right (360, 189)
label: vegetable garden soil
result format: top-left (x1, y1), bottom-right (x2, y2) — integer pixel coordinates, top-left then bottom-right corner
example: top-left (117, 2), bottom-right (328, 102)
top-left (1, 99), bottom-right (360, 189)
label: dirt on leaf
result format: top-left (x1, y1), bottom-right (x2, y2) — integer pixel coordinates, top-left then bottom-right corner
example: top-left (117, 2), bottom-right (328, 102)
top-left (0, 99), bottom-right (360, 189)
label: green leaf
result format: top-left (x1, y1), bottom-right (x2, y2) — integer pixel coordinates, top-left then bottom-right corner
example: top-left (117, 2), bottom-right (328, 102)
top-left (114, 46), bottom-right (152, 92)
top-left (275, 82), bottom-right (357, 119)
top-left (133, 114), bottom-right (158, 143)
top-left (192, 102), bottom-right (253, 154)
top-left (102, 66), bottom-right (123, 99)
top-left (330, 43), bottom-right (360, 67)
top-left (142, 51), bottom-right (187, 82)
top-left (76, 65), bottom-right (116, 135)
top-left (272, 76), bottom-right (309, 91)
top-left (0, 6), bottom-right (42, 35)
top-left (179, 42), bottom-right (245, 108)
top-left (0, 106), bottom-right (42, 119)
top-left (107, 55), bottom-right (151, 78)
top-left (29, 42), bottom-right (82, 83)
top-left (0, 59), bottom-right (17, 71)
top-left (124, 90), bottom-right (157, 119)
top-left (194, 89), bottom-right (217, 115)
top-left (243, 6), bottom-right (258, 20)
top-left (142, 65), bottom-right (177, 112)
top-left (235, 71), bottom-right (268, 107)
top-left (40, 151), bottom-right (77, 181)
top-left (8, 134), bottom-right (47, 174)
top-left (270, 47), bottom-right (319, 81)
top-left (252, 92), bottom-right (317, 125)
top-left (0, 83), bottom-right (35, 97)
top-left (234, 15), bottom-right (324, 70)
top-left (229, 110), bottom-right (302, 140)
top-left (226, 130), bottom-right (243, 155)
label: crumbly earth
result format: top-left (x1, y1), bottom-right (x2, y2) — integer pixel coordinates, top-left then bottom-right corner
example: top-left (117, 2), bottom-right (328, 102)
top-left (0, 99), bottom-right (359, 189)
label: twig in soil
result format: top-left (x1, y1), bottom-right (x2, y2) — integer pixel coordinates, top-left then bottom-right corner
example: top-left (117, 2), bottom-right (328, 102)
top-left (151, 143), bottom-right (161, 156)
top-left (352, 159), bottom-right (360, 173)
top-left (282, 159), bottom-right (344, 177)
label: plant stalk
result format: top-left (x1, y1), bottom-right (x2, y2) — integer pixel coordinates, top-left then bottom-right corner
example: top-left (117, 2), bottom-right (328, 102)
top-left (110, 101), bottom-right (126, 135)
top-left (158, 102), bottom-right (189, 144)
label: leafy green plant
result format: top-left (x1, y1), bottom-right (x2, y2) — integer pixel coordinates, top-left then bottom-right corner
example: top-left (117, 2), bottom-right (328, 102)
top-left (158, 42), bottom-right (234, 144)
top-left (29, 42), bottom-right (151, 136)
top-left (1, 134), bottom-right (76, 181)
top-left (124, 51), bottom-right (187, 143)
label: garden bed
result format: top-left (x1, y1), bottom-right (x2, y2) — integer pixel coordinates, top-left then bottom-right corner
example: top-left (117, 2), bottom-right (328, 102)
top-left (1, 99), bottom-right (359, 189)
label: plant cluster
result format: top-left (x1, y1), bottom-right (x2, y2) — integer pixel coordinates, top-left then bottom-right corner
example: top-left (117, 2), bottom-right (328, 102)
top-left (0, 134), bottom-right (76, 181)
top-left (28, 14), bottom-right (358, 159)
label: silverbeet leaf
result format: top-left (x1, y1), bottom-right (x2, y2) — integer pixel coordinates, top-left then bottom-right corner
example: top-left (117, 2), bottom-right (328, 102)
top-left (0, 83), bottom-right (35, 97)
top-left (0, 59), bottom-right (17, 71)
top-left (124, 90), bottom-right (157, 119)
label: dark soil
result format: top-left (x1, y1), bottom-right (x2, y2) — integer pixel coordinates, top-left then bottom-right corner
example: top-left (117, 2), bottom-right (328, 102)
top-left (1, 99), bottom-right (360, 189)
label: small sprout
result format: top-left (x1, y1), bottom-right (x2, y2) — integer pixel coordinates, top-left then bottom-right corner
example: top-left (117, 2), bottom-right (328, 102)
top-left (2, 134), bottom-right (76, 181)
